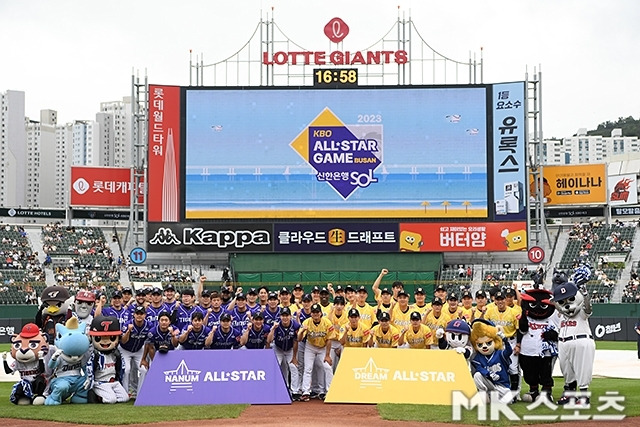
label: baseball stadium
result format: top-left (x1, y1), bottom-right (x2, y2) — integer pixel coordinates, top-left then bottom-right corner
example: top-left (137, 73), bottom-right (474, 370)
top-left (1, 7), bottom-right (639, 427)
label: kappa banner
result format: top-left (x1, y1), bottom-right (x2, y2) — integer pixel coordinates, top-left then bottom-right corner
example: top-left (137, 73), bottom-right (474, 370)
top-left (399, 222), bottom-right (527, 252)
top-left (326, 347), bottom-right (475, 405)
top-left (70, 167), bottom-right (143, 207)
top-left (135, 349), bottom-right (290, 406)
top-left (530, 164), bottom-right (607, 205)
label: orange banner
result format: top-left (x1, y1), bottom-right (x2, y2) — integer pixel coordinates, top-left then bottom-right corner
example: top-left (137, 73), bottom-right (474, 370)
top-left (530, 164), bottom-right (606, 205)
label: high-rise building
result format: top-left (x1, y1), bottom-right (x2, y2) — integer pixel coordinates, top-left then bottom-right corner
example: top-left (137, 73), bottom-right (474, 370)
top-left (0, 90), bottom-right (27, 207)
top-left (554, 128), bottom-right (640, 165)
top-left (100, 97), bottom-right (132, 167)
top-left (55, 123), bottom-right (73, 208)
top-left (25, 109), bottom-right (57, 207)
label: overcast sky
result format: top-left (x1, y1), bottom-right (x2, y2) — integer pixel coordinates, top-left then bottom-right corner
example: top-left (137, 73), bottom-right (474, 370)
top-left (1, 0), bottom-right (638, 138)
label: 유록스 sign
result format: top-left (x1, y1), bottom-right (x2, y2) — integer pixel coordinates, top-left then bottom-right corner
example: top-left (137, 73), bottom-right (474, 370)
top-left (399, 222), bottom-right (527, 252)
top-left (263, 17), bottom-right (408, 66)
top-left (70, 166), bottom-right (143, 207)
top-left (274, 223), bottom-right (397, 252)
top-left (147, 223), bottom-right (273, 252)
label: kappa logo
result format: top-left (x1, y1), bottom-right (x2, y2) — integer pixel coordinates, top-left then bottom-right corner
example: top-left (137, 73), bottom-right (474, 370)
top-left (164, 360), bottom-right (201, 392)
top-left (149, 228), bottom-right (181, 245)
top-left (352, 357), bottom-right (389, 389)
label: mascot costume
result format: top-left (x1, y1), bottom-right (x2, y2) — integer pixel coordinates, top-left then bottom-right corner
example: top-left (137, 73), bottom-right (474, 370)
top-left (86, 316), bottom-right (129, 403)
top-left (550, 264), bottom-right (595, 406)
top-left (44, 317), bottom-right (91, 405)
top-left (3, 323), bottom-right (48, 405)
top-left (438, 318), bottom-right (473, 360)
top-left (518, 287), bottom-right (560, 402)
top-left (35, 285), bottom-right (73, 344)
top-left (73, 290), bottom-right (96, 331)
top-left (469, 319), bottom-right (514, 404)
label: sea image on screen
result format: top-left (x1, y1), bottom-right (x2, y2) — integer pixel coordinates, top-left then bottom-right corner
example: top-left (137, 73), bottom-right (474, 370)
top-left (185, 87), bottom-right (489, 219)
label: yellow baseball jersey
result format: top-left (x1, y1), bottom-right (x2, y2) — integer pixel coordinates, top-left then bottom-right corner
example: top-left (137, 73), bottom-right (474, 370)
top-left (404, 324), bottom-right (433, 349)
top-left (473, 305), bottom-right (488, 320)
top-left (279, 303), bottom-right (298, 316)
top-left (484, 305), bottom-right (519, 338)
top-left (423, 311), bottom-right (448, 332)
top-left (327, 311), bottom-right (349, 336)
top-left (410, 303), bottom-right (429, 319)
top-left (302, 317), bottom-right (336, 348)
top-left (441, 306), bottom-right (463, 323)
top-left (354, 303), bottom-right (376, 329)
top-left (319, 302), bottom-right (334, 317)
top-left (507, 303), bottom-right (522, 318)
top-left (341, 322), bottom-right (370, 348)
top-left (377, 302), bottom-right (393, 317)
top-left (390, 305), bottom-right (413, 330)
top-left (370, 324), bottom-right (400, 348)
top-left (458, 306), bottom-right (475, 322)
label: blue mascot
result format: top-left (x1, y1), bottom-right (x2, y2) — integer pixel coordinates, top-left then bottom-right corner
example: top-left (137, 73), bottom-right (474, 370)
top-left (45, 317), bottom-right (91, 405)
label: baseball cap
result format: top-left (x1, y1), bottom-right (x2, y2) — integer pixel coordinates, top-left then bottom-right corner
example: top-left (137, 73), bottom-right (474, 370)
top-left (182, 288), bottom-right (195, 296)
top-left (414, 287), bottom-right (426, 295)
top-left (357, 286), bottom-right (368, 293)
top-left (252, 311), bottom-right (264, 319)
top-left (344, 285), bottom-right (355, 292)
top-left (76, 290), bottom-right (96, 302)
top-left (280, 307), bottom-right (292, 316)
top-left (112, 290), bottom-right (123, 298)
top-left (235, 293), bottom-right (246, 300)
top-left (320, 287), bottom-right (329, 294)
top-left (201, 289), bottom-right (212, 298)
top-left (268, 292), bottom-right (278, 300)
top-left (348, 308), bottom-right (360, 317)
top-left (551, 281), bottom-right (578, 302)
top-left (89, 316), bottom-right (122, 336)
top-left (462, 290), bottom-right (473, 299)
top-left (448, 293), bottom-right (458, 301)
top-left (151, 287), bottom-right (163, 295)
top-left (220, 286), bottom-right (231, 294)
top-left (333, 296), bottom-right (346, 305)
top-left (435, 284), bottom-right (446, 292)
top-left (136, 288), bottom-right (147, 296)
top-left (334, 285), bottom-right (345, 292)
top-left (279, 287), bottom-right (290, 295)
top-left (310, 303), bottom-right (322, 312)
top-left (505, 288), bottom-right (517, 297)
top-left (410, 311), bottom-right (422, 321)
top-left (247, 287), bottom-right (257, 295)
top-left (42, 286), bottom-right (70, 303)
top-left (397, 289), bottom-right (409, 298)
top-left (220, 313), bottom-right (232, 321)
top-left (431, 297), bottom-right (444, 305)
top-left (302, 293), bottom-right (312, 302)
top-left (134, 305), bottom-right (146, 315)
top-left (475, 290), bottom-right (487, 298)
top-left (380, 287), bottom-right (391, 295)
top-left (494, 291), bottom-right (506, 300)
top-left (20, 323), bottom-right (40, 338)
top-left (312, 286), bottom-right (321, 293)
top-left (164, 284), bottom-right (175, 291)
top-left (378, 311), bottom-right (391, 322)
top-left (122, 287), bottom-right (133, 294)
top-left (446, 318), bottom-right (471, 334)
top-left (293, 284), bottom-right (303, 291)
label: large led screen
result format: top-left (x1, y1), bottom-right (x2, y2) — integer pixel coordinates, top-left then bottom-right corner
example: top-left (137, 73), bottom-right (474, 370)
top-left (184, 86), bottom-right (492, 220)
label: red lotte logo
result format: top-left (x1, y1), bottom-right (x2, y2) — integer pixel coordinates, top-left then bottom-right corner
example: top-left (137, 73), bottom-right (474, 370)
top-left (324, 17), bottom-right (349, 43)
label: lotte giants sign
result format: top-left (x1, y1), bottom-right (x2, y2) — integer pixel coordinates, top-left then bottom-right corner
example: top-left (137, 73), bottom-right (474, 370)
top-left (70, 166), bottom-right (143, 207)
top-left (263, 18), bottom-right (408, 66)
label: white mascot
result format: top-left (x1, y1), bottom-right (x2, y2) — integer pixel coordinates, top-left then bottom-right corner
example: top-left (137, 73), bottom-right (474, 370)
top-left (550, 264), bottom-right (595, 407)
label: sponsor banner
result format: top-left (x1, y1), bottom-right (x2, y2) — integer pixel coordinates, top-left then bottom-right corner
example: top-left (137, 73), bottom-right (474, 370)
top-left (608, 173), bottom-right (638, 205)
top-left (70, 166), bottom-right (142, 207)
top-left (0, 208), bottom-right (66, 219)
top-left (539, 207), bottom-right (606, 218)
top-left (135, 349), bottom-right (290, 406)
top-left (71, 209), bottom-right (143, 221)
top-left (589, 317), bottom-right (636, 341)
top-left (611, 205), bottom-right (640, 217)
top-left (399, 222), bottom-right (527, 252)
top-left (492, 82), bottom-right (527, 221)
top-left (148, 85), bottom-right (181, 222)
top-left (147, 222), bottom-right (273, 252)
top-left (274, 223), bottom-right (398, 252)
top-left (0, 319), bottom-right (23, 344)
top-left (531, 164), bottom-right (607, 205)
top-left (326, 347), bottom-right (475, 405)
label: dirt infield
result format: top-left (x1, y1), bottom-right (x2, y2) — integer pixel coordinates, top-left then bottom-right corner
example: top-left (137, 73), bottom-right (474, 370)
top-left (3, 400), bottom-right (640, 427)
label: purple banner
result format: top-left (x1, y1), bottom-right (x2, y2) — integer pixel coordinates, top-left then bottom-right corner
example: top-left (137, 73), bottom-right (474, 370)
top-left (135, 349), bottom-right (291, 406)
top-left (274, 222), bottom-right (398, 252)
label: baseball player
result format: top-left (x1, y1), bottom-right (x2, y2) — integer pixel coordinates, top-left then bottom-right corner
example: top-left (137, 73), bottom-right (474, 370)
top-left (390, 289), bottom-right (412, 333)
top-left (340, 308), bottom-right (371, 348)
top-left (119, 305), bottom-right (152, 397)
top-left (371, 268), bottom-right (390, 303)
top-left (326, 296), bottom-right (348, 371)
top-left (399, 311), bottom-right (433, 349)
top-left (474, 291), bottom-right (489, 320)
top-left (295, 293), bottom-right (313, 397)
top-left (268, 307), bottom-right (301, 400)
top-left (484, 290), bottom-right (521, 400)
top-left (173, 288), bottom-right (200, 331)
top-left (376, 287), bottom-right (394, 319)
top-left (422, 298), bottom-right (448, 349)
top-left (163, 284), bottom-right (179, 312)
top-left (239, 311), bottom-right (271, 349)
top-left (178, 311), bottom-right (212, 350)
top-left (353, 286), bottom-right (377, 329)
top-left (298, 303), bottom-right (335, 401)
top-left (410, 287), bottom-right (429, 318)
top-left (458, 290), bottom-right (475, 322)
top-left (96, 290), bottom-right (130, 325)
top-left (208, 313), bottom-right (241, 350)
top-left (145, 287), bottom-right (172, 326)
top-left (141, 312), bottom-right (179, 372)
top-left (262, 292), bottom-right (282, 328)
top-left (318, 287), bottom-right (333, 316)
top-left (203, 291), bottom-right (225, 330)
top-left (226, 293), bottom-right (252, 332)
top-left (442, 293), bottom-right (463, 322)
top-left (369, 312), bottom-right (400, 348)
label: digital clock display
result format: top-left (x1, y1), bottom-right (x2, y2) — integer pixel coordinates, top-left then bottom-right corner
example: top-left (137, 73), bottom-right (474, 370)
top-left (313, 68), bottom-right (358, 87)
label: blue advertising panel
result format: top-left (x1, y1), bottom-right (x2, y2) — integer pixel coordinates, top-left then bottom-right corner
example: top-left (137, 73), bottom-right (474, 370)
top-left (184, 86), bottom-right (490, 220)
top-left (274, 222), bottom-right (399, 252)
